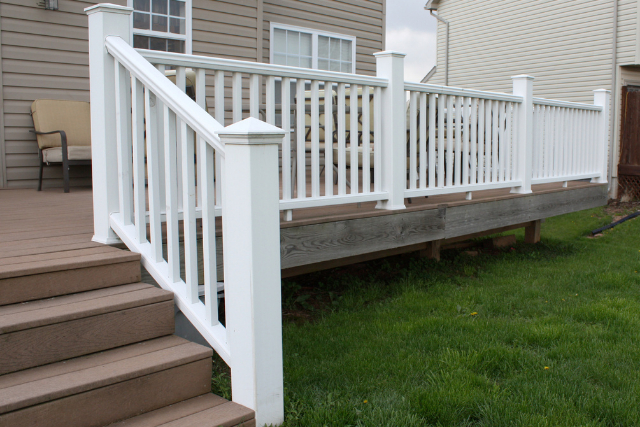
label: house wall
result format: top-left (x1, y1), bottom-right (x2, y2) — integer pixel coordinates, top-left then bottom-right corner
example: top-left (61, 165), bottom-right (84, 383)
top-left (0, 0), bottom-right (384, 189)
top-left (429, 0), bottom-right (630, 103)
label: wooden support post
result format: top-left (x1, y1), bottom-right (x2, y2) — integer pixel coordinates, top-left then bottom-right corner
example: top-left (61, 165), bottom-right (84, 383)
top-left (86, 3), bottom-right (132, 244)
top-left (420, 240), bottom-right (441, 261)
top-left (524, 219), bottom-right (542, 244)
top-left (219, 118), bottom-right (285, 427)
top-left (511, 75), bottom-right (534, 195)
top-left (374, 51), bottom-right (407, 211)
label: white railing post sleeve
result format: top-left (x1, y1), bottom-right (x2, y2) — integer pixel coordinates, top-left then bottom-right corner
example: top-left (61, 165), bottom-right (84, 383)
top-left (511, 75), bottom-right (534, 194)
top-left (374, 51), bottom-right (407, 210)
top-left (592, 89), bottom-right (611, 184)
top-left (219, 118), bottom-right (285, 427)
top-left (86, 3), bottom-right (132, 244)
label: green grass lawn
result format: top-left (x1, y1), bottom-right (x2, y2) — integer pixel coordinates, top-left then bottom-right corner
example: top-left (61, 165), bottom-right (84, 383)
top-left (265, 206), bottom-right (640, 426)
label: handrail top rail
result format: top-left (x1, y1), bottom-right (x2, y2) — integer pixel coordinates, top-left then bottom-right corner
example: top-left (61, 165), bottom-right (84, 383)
top-left (533, 97), bottom-right (603, 112)
top-left (106, 36), bottom-right (226, 155)
top-left (404, 81), bottom-right (523, 103)
top-left (138, 49), bottom-right (389, 87)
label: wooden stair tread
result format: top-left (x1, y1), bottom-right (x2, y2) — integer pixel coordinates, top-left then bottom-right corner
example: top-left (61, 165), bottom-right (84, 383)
top-left (0, 240), bottom-right (105, 259)
top-left (0, 246), bottom-right (122, 267)
top-left (109, 394), bottom-right (255, 427)
top-left (0, 248), bottom-right (140, 279)
top-left (0, 336), bottom-right (212, 414)
top-left (0, 233), bottom-right (95, 254)
top-left (0, 283), bottom-right (172, 333)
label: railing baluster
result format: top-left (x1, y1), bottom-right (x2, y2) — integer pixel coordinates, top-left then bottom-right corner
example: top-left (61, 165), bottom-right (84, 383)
top-left (462, 97), bottom-right (470, 185)
top-left (131, 76), bottom-right (146, 244)
top-left (409, 91), bottom-right (417, 190)
top-left (200, 135), bottom-right (218, 326)
top-left (454, 96), bottom-right (462, 186)
top-left (337, 83), bottom-right (347, 195)
top-left (446, 95), bottom-right (453, 187)
top-left (250, 74), bottom-right (260, 118)
top-left (438, 94), bottom-right (446, 188)
top-left (428, 93), bottom-right (436, 188)
top-left (498, 101), bottom-right (505, 182)
top-left (145, 88), bottom-right (163, 262)
top-left (374, 86), bottom-right (382, 192)
top-left (505, 102), bottom-right (512, 182)
top-left (362, 85), bottom-right (371, 193)
top-left (470, 98), bottom-right (477, 185)
top-left (492, 100), bottom-right (499, 183)
top-left (154, 64), bottom-right (167, 212)
top-left (485, 99), bottom-right (492, 183)
top-left (214, 71), bottom-right (224, 207)
top-left (296, 78), bottom-right (305, 198)
top-left (164, 107), bottom-right (180, 283)
top-left (232, 72), bottom-right (242, 123)
top-left (324, 81), bottom-right (334, 196)
top-left (175, 67), bottom-right (186, 210)
top-left (181, 121), bottom-right (198, 304)
top-left (281, 77), bottom-right (292, 219)
top-left (114, 61), bottom-right (133, 225)
top-left (311, 80), bottom-right (320, 198)
top-left (478, 99), bottom-right (485, 184)
top-left (419, 92), bottom-right (427, 189)
top-left (195, 68), bottom-right (206, 208)
top-left (350, 84), bottom-right (359, 194)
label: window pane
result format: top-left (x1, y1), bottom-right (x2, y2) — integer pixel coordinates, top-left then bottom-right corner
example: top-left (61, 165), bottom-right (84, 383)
top-left (318, 36), bottom-right (329, 59)
top-left (287, 31), bottom-right (299, 55)
top-left (300, 57), bottom-right (312, 69)
top-left (274, 29), bottom-right (286, 54)
top-left (341, 40), bottom-right (352, 62)
top-left (167, 39), bottom-right (185, 53)
top-left (330, 60), bottom-right (340, 72)
top-left (169, 17), bottom-right (185, 34)
top-left (150, 37), bottom-right (167, 51)
top-left (152, 0), bottom-right (168, 14)
top-left (169, 0), bottom-right (185, 17)
top-left (152, 15), bottom-right (168, 32)
top-left (287, 55), bottom-right (300, 67)
top-left (318, 59), bottom-right (329, 71)
top-left (273, 53), bottom-right (287, 65)
top-left (341, 62), bottom-right (352, 73)
top-left (330, 38), bottom-right (340, 60)
top-left (133, 35), bottom-right (150, 49)
top-left (300, 33), bottom-right (312, 56)
top-left (133, 12), bottom-right (150, 30)
top-left (133, 0), bottom-right (150, 12)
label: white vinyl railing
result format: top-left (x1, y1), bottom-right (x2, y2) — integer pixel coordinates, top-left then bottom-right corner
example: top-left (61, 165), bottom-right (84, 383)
top-left (87, 5), bottom-right (611, 426)
top-left (404, 83), bottom-right (522, 199)
top-left (531, 97), bottom-right (606, 185)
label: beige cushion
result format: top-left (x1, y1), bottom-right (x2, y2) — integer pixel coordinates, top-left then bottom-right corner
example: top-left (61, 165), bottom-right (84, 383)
top-left (42, 146), bottom-right (91, 163)
top-left (31, 99), bottom-right (91, 150)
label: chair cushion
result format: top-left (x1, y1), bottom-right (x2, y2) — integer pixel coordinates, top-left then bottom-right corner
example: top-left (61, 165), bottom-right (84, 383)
top-left (31, 99), bottom-right (91, 150)
top-left (42, 146), bottom-right (91, 163)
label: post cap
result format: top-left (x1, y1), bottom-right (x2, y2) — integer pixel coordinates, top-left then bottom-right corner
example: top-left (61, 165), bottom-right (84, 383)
top-left (373, 51), bottom-right (407, 58)
top-left (217, 117), bottom-right (285, 145)
top-left (85, 3), bottom-right (133, 15)
top-left (511, 75), bottom-right (535, 80)
top-left (593, 89), bottom-right (611, 93)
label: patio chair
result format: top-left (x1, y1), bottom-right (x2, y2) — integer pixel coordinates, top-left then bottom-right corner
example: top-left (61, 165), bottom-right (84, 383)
top-left (31, 99), bottom-right (91, 193)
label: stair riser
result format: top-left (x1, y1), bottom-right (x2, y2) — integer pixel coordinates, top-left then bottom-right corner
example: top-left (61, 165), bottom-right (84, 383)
top-left (0, 261), bottom-right (141, 306)
top-left (0, 359), bottom-right (212, 427)
top-left (0, 301), bottom-right (174, 375)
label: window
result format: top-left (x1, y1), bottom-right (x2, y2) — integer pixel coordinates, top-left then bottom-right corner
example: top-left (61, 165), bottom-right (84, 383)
top-left (129, 0), bottom-right (192, 54)
top-left (270, 23), bottom-right (356, 73)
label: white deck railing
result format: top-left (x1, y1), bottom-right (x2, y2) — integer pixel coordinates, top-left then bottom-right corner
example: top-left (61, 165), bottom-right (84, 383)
top-left (87, 5), bottom-right (610, 426)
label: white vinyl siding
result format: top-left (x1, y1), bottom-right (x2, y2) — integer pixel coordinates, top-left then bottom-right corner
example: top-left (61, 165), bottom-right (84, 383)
top-left (430, 0), bottom-right (631, 103)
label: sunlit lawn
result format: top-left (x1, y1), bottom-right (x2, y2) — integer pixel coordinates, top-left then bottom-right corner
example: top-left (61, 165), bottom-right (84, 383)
top-left (270, 206), bottom-right (640, 426)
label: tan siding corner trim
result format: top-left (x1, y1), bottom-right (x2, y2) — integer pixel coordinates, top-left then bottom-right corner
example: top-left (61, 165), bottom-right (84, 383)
top-left (0, 7), bottom-right (6, 188)
top-left (257, 0), bottom-right (263, 62)
top-left (635, 0), bottom-right (640, 63)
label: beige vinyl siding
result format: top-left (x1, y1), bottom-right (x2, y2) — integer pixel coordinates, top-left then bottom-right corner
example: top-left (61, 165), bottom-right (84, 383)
top-left (618, 0), bottom-right (638, 64)
top-left (0, 0), bottom-right (126, 189)
top-left (430, 0), bottom-right (619, 103)
top-left (262, 0), bottom-right (384, 75)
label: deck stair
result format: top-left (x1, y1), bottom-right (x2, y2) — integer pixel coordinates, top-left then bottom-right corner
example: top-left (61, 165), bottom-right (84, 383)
top-left (0, 240), bottom-right (254, 426)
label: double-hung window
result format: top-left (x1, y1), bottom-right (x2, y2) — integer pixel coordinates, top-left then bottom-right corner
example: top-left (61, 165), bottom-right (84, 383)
top-left (130, 0), bottom-right (192, 54)
top-left (270, 23), bottom-right (356, 73)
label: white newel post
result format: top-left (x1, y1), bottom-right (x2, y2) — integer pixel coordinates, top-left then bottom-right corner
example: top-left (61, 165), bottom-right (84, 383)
top-left (593, 89), bottom-right (611, 184)
top-left (219, 118), bottom-right (285, 426)
top-left (511, 75), bottom-right (534, 194)
top-left (86, 3), bottom-right (132, 244)
top-left (374, 51), bottom-right (407, 210)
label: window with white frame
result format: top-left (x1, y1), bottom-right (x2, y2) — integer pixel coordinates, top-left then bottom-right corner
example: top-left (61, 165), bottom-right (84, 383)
top-left (270, 23), bottom-right (356, 73)
top-left (130, 0), bottom-right (192, 54)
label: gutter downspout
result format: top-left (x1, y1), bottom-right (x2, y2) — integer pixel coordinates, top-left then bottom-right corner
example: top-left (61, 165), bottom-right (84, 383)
top-left (609, 0), bottom-right (618, 191)
top-left (426, 6), bottom-right (449, 86)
